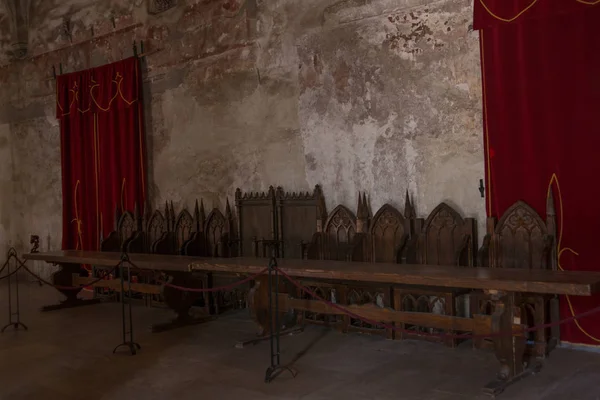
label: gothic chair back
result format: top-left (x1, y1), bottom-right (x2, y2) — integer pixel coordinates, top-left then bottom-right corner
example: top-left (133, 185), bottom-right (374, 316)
top-left (369, 203), bottom-right (409, 263)
top-left (182, 200), bottom-right (207, 256)
top-left (323, 204), bottom-right (360, 261)
top-left (174, 208), bottom-right (194, 254)
top-left (394, 202), bottom-right (475, 347)
top-left (475, 198), bottom-right (557, 357)
top-left (235, 187), bottom-right (277, 257)
top-left (146, 209), bottom-right (167, 253)
top-left (100, 207), bottom-right (139, 252)
top-left (204, 207), bottom-right (232, 257)
top-left (204, 203), bottom-right (242, 313)
top-left (490, 201), bottom-right (553, 270)
top-left (152, 202), bottom-right (176, 255)
top-left (416, 202), bottom-right (476, 267)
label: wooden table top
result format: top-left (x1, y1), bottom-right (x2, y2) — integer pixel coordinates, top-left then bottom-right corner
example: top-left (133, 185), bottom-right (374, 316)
top-left (25, 250), bottom-right (600, 296)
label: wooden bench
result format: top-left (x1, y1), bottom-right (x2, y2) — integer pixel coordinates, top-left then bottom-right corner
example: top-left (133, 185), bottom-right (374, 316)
top-left (25, 250), bottom-right (600, 396)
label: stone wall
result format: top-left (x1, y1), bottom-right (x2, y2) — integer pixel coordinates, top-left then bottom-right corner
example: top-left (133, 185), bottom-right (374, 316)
top-left (0, 0), bottom-right (485, 254)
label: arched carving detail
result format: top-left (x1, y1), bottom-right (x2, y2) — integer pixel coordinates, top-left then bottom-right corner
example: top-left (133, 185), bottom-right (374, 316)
top-left (420, 202), bottom-right (467, 266)
top-left (147, 210), bottom-right (166, 249)
top-left (118, 211), bottom-right (136, 245)
top-left (205, 208), bottom-right (228, 257)
top-left (370, 204), bottom-right (407, 263)
top-left (175, 209), bottom-right (194, 251)
top-left (323, 205), bottom-right (357, 260)
top-left (494, 200), bottom-right (550, 270)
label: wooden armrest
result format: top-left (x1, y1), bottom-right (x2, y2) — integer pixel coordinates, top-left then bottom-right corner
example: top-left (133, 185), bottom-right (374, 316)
top-left (477, 234), bottom-right (491, 268)
top-left (454, 234), bottom-right (472, 267)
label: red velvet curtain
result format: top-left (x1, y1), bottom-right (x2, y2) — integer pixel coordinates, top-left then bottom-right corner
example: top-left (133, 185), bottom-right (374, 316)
top-left (57, 57), bottom-right (146, 258)
top-left (475, 1), bottom-right (600, 345)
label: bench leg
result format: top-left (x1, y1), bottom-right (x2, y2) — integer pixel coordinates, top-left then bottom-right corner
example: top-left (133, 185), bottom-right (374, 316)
top-left (41, 263), bottom-right (103, 312)
top-left (482, 291), bottom-right (542, 396)
top-left (152, 272), bottom-right (215, 333)
top-left (444, 293), bottom-right (457, 348)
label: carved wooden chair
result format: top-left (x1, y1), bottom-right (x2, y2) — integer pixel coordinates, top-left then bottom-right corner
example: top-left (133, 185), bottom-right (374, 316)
top-left (146, 207), bottom-right (167, 254)
top-left (234, 187), bottom-right (277, 257)
top-left (203, 203), bottom-right (245, 314)
top-left (276, 185), bottom-right (324, 260)
top-left (394, 202), bottom-right (476, 347)
top-left (100, 207), bottom-right (138, 252)
top-left (182, 199), bottom-right (207, 257)
top-left (473, 198), bottom-right (558, 357)
top-left (347, 198), bottom-right (415, 338)
top-left (152, 202), bottom-right (176, 255)
top-left (99, 205), bottom-right (145, 300)
top-left (302, 197), bottom-right (367, 329)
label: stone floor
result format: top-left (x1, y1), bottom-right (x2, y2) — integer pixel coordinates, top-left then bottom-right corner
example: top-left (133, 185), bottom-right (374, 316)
top-left (1, 282), bottom-right (600, 400)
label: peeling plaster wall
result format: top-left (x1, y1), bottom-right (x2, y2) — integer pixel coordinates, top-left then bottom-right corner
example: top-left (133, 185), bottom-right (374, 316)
top-left (0, 0), bottom-right (486, 253)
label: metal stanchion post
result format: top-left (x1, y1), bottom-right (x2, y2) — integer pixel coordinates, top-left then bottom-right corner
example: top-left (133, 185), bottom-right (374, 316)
top-left (264, 248), bottom-right (296, 383)
top-left (1, 249), bottom-right (28, 333)
top-left (112, 253), bottom-right (141, 355)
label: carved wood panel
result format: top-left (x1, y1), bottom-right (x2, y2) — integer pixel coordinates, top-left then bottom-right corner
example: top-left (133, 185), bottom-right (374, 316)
top-left (235, 187), bottom-right (276, 257)
top-left (146, 210), bottom-right (166, 251)
top-left (493, 201), bottom-right (549, 270)
top-left (118, 211), bottom-right (136, 246)
top-left (324, 205), bottom-right (357, 261)
top-left (370, 204), bottom-right (407, 263)
top-left (175, 209), bottom-right (194, 252)
top-left (276, 186), bottom-right (325, 259)
top-left (205, 208), bottom-right (229, 257)
top-left (419, 203), bottom-right (472, 266)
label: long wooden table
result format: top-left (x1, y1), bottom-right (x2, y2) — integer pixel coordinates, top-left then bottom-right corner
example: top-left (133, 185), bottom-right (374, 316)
top-left (24, 250), bottom-right (600, 395)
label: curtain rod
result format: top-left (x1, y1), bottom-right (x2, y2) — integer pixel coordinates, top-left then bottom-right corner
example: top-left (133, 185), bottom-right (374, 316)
top-left (49, 40), bottom-right (163, 81)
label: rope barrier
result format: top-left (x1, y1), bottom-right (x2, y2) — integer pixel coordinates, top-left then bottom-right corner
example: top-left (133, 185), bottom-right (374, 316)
top-left (123, 259), bottom-right (267, 293)
top-left (0, 258), bottom-right (9, 276)
top-left (17, 259), bottom-right (120, 291)
top-left (274, 266), bottom-right (600, 340)
top-left (160, 269), bottom-right (267, 293)
top-left (0, 264), bottom-right (22, 282)
top-left (3, 254), bottom-right (265, 294)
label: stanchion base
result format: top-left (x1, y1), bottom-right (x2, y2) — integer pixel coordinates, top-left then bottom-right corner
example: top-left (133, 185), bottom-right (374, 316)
top-left (236, 327), bottom-right (304, 349)
top-left (1, 322), bottom-right (28, 333)
top-left (41, 298), bottom-right (102, 312)
top-left (264, 365), bottom-right (297, 383)
top-left (151, 315), bottom-right (215, 333)
top-left (113, 341), bottom-right (141, 356)
top-left (482, 361), bottom-right (542, 397)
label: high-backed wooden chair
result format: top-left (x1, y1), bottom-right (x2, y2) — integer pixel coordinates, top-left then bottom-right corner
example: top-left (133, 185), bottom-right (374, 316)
top-left (99, 205), bottom-right (146, 300)
top-left (203, 202), bottom-right (245, 314)
top-left (347, 196), bottom-right (417, 337)
top-left (301, 196), bottom-right (367, 328)
top-left (146, 206), bottom-right (167, 253)
top-left (182, 199), bottom-right (207, 257)
top-left (322, 202), bottom-right (365, 261)
top-left (370, 193), bottom-right (415, 264)
top-left (101, 206), bottom-right (139, 252)
top-left (394, 202), bottom-right (476, 347)
top-left (473, 197), bottom-right (558, 357)
top-left (204, 204), bottom-right (233, 258)
top-left (152, 202), bottom-right (195, 255)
